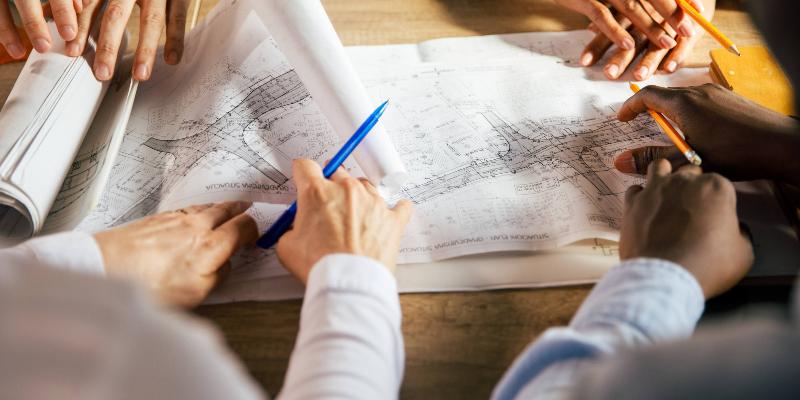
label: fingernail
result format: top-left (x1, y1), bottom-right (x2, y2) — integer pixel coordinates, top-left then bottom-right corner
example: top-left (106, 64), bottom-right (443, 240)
top-left (614, 150), bottom-right (637, 174)
top-left (167, 50), bottom-right (179, 64)
top-left (60, 25), bottom-right (77, 41)
top-left (605, 64), bottom-right (620, 79)
top-left (6, 43), bottom-right (25, 58)
top-left (580, 52), bottom-right (593, 66)
top-left (693, 1), bottom-right (705, 12)
top-left (33, 38), bottom-right (50, 53)
top-left (678, 21), bottom-right (694, 37)
top-left (94, 63), bottom-right (111, 80)
top-left (621, 38), bottom-right (635, 50)
top-left (66, 43), bottom-right (81, 56)
top-left (635, 66), bottom-right (649, 80)
top-left (659, 35), bottom-right (677, 49)
top-left (134, 63), bottom-right (149, 80)
top-left (666, 60), bottom-right (678, 72)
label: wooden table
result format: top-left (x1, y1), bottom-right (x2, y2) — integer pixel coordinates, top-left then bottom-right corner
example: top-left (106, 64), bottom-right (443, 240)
top-left (0, 1), bottom-right (785, 399)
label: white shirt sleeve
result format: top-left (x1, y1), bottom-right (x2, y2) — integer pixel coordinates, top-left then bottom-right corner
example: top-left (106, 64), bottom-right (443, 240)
top-left (492, 258), bottom-right (705, 400)
top-left (279, 254), bottom-right (404, 400)
top-left (0, 231), bottom-right (105, 275)
top-left (0, 262), bottom-right (265, 400)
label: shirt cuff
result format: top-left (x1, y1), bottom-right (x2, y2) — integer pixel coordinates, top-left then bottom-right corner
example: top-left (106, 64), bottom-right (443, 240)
top-left (571, 257), bottom-right (705, 345)
top-left (19, 231), bottom-right (106, 276)
top-left (305, 254), bottom-right (400, 317)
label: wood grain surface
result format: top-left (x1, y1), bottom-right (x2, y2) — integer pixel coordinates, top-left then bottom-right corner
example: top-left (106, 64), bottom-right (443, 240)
top-left (0, 1), bottom-right (779, 399)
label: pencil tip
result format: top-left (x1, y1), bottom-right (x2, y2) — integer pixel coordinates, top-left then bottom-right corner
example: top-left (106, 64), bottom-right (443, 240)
top-left (730, 45), bottom-right (741, 56)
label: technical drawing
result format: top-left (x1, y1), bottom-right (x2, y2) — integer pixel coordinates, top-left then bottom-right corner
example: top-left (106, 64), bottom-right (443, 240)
top-left (112, 70), bottom-right (311, 224)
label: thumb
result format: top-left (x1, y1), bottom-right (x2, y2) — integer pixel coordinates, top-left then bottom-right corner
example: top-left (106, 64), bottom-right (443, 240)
top-left (614, 146), bottom-right (683, 174)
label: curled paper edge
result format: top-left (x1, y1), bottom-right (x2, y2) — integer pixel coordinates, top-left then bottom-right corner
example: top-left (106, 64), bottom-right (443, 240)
top-left (255, 0), bottom-right (408, 190)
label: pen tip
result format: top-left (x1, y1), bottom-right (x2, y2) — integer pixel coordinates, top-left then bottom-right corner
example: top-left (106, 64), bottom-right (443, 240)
top-left (730, 45), bottom-right (741, 57)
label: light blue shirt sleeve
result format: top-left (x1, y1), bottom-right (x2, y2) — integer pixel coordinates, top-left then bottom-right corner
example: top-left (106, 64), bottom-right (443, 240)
top-left (492, 258), bottom-right (705, 400)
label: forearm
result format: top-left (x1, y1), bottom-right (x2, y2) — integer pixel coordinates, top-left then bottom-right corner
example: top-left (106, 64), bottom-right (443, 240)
top-left (279, 255), bottom-right (404, 400)
top-left (492, 258), bottom-right (705, 400)
top-left (0, 231), bottom-right (105, 274)
top-left (772, 121), bottom-right (800, 186)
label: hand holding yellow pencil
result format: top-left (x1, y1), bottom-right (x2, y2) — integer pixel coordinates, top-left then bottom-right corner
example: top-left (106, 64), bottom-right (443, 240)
top-left (629, 83), bottom-right (702, 166)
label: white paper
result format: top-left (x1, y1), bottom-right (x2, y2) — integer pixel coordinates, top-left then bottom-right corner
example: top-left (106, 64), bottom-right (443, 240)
top-left (255, 0), bottom-right (408, 189)
top-left (42, 69), bottom-right (138, 233)
top-left (0, 23), bottom-right (107, 245)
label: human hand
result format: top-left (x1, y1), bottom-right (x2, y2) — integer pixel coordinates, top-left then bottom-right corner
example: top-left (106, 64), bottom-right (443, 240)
top-left (94, 201), bottom-right (257, 307)
top-left (64, 0), bottom-right (190, 81)
top-left (275, 159), bottom-right (413, 284)
top-left (579, 0), bottom-right (714, 80)
top-left (0, 0), bottom-right (81, 58)
top-left (620, 160), bottom-right (753, 298)
top-left (613, 83), bottom-right (800, 185)
top-left (556, 0), bottom-right (702, 55)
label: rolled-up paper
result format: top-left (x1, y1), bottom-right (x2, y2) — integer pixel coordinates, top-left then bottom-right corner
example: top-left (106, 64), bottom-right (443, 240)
top-left (256, 0), bottom-right (408, 188)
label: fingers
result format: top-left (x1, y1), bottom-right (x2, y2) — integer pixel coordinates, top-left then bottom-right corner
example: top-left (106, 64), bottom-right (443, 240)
top-left (608, 0), bottom-right (675, 49)
top-left (0, 1), bottom-right (25, 59)
top-left (660, 33), bottom-right (698, 73)
top-left (580, 22), bottom-right (618, 67)
top-left (196, 201), bottom-right (251, 229)
top-left (617, 85), bottom-right (678, 121)
top-left (648, 0), bottom-right (694, 37)
top-left (94, 0), bottom-right (135, 80)
top-left (624, 184), bottom-right (643, 205)
top-left (164, 0), bottom-right (188, 65)
top-left (646, 158), bottom-right (673, 182)
top-left (674, 163), bottom-right (702, 178)
top-left (603, 28), bottom-right (646, 79)
top-left (392, 199), bottom-right (413, 226)
top-left (181, 203), bottom-right (213, 214)
top-left (557, 0), bottom-right (635, 50)
top-left (614, 146), bottom-right (683, 174)
top-left (133, 0), bottom-right (167, 81)
top-left (197, 213), bottom-right (258, 275)
top-left (292, 159), bottom-right (325, 191)
top-left (14, 0), bottom-right (52, 53)
top-left (329, 165), bottom-right (350, 182)
top-left (357, 177), bottom-right (381, 197)
top-left (65, 0), bottom-right (101, 56)
top-left (632, 43), bottom-right (669, 81)
top-left (49, 0), bottom-right (78, 41)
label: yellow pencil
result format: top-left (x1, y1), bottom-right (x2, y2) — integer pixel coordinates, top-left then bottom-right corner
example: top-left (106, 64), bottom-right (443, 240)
top-left (629, 83), bottom-right (702, 166)
top-left (677, 0), bottom-right (740, 56)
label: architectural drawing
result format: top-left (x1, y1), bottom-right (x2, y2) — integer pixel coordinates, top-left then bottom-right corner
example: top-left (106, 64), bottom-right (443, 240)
top-left (76, 1), bottom-right (710, 273)
top-left (354, 60), bottom-right (706, 262)
top-left (77, 10), bottom-right (342, 231)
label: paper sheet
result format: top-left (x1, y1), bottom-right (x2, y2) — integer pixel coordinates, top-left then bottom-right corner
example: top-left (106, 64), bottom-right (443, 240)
top-left (0, 23), bottom-right (108, 244)
top-left (359, 60), bottom-right (708, 263)
top-left (42, 68), bottom-right (138, 233)
top-left (78, 2), bottom-right (335, 229)
top-left (255, 0), bottom-right (408, 189)
top-left (61, 0), bottom-right (795, 303)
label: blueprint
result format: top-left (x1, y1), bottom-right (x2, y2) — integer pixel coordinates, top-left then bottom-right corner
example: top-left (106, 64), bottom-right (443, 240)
top-left (356, 60), bottom-right (708, 262)
top-left (73, 0), bottom-right (710, 287)
top-left (77, 3), bottom-right (350, 232)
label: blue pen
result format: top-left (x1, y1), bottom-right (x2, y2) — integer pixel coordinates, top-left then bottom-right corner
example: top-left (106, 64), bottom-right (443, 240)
top-left (257, 100), bottom-right (390, 248)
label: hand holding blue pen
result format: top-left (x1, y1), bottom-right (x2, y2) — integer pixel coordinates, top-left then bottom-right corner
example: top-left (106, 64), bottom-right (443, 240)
top-left (256, 100), bottom-right (390, 248)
